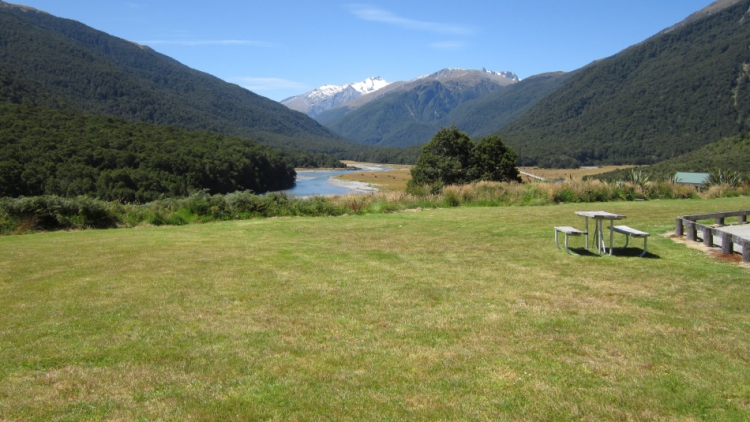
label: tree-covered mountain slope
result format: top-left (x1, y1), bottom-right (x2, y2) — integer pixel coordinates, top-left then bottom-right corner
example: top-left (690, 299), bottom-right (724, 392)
top-left (642, 130), bottom-right (750, 174)
top-left (319, 69), bottom-right (520, 147)
top-left (447, 72), bottom-right (573, 139)
top-left (0, 1), bottom-right (367, 159)
top-left (499, 0), bottom-right (750, 166)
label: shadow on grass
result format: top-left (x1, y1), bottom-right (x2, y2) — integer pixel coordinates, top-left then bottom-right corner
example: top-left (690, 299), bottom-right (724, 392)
top-left (610, 247), bottom-right (661, 259)
top-left (566, 248), bottom-right (601, 257)
top-left (564, 247), bottom-right (661, 259)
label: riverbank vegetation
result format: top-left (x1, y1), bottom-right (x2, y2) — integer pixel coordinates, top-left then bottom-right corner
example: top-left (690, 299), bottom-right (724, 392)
top-left (2, 179), bottom-right (748, 235)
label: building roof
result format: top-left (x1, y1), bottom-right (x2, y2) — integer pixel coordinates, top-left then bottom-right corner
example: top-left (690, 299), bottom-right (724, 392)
top-left (674, 172), bottom-right (710, 185)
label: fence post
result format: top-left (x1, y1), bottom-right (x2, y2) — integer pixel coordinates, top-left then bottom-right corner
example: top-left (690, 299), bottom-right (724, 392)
top-left (675, 218), bottom-right (684, 236)
top-left (686, 221), bottom-right (697, 242)
top-left (703, 227), bottom-right (713, 247)
top-left (722, 233), bottom-right (734, 255)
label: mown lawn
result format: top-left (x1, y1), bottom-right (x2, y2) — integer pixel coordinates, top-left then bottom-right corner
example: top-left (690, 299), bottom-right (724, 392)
top-left (1, 197), bottom-right (749, 420)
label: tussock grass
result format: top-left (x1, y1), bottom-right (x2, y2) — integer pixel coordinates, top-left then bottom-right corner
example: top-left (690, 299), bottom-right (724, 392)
top-left (1, 197), bottom-right (749, 419)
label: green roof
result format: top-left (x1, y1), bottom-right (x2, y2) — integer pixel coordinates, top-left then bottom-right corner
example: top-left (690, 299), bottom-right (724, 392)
top-left (674, 172), bottom-right (710, 185)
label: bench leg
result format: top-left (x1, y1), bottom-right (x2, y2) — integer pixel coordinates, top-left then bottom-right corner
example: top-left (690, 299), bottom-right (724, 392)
top-left (555, 230), bottom-right (579, 255)
top-left (608, 231), bottom-right (629, 253)
top-left (640, 237), bottom-right (648, 258)
top-left (564, 234), bottom-right (579, 256)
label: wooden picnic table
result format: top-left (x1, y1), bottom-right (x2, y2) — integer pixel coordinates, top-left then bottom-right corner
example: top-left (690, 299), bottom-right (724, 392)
top-left (575, 211), bottom-right (626, 255)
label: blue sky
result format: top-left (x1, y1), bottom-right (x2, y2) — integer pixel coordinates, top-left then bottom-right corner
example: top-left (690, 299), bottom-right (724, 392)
top-left (16, 0), bottom-right (713, 101)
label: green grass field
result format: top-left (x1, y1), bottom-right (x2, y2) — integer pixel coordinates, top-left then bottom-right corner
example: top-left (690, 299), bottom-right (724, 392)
top-left (2, 197), bottom-right (749, 420)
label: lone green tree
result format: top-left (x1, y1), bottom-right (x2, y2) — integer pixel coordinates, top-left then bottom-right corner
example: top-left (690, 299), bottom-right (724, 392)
top-left (409, 126), bottom-right (474, 187)
top-left (469, 135), bottom-right (521, 182)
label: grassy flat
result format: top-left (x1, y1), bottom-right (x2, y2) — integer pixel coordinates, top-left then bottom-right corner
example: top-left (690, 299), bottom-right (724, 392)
top-left (519, 166), bottom-right (637, 182)
top-left (1, 197), bottom-right (749, 420)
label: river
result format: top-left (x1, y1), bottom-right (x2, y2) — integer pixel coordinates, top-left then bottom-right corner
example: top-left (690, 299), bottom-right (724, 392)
top-left (283, 165), bottom-right (390, 196)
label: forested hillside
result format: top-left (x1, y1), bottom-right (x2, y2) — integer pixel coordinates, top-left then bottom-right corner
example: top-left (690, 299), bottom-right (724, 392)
top-left (0, 2), bottom-right (370, 165)
top-left (499, 0), bottom-right (750, 167)
top-left (594, 131), bottom-right (750, 181)
top-left (0, 103), bottom-right (296, 201)
top-left (447, 72), bottom-right (572, 139)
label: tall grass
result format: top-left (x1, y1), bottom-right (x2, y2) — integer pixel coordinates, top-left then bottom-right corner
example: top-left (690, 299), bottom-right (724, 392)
top-left (1, 180), bottom-right (747, 235)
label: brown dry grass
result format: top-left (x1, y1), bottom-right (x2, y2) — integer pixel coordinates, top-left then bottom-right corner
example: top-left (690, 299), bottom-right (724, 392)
top-left (335, 164), bottom-right (635, 192)
top-left (519, 166), bottom-right (636, 181)
top-left (336, 161), bottom-right (413, 191)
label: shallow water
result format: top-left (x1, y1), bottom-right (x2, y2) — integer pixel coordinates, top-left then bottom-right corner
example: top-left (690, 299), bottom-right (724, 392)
top-left (283, 166), bottom-right (390, 196)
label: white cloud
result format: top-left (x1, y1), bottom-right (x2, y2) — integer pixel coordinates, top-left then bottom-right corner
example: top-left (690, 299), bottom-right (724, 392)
top-left (138, 40), bottom-right (274, 47)
top-left (231, 77), bottom-right (307, 91)
top-left (429, 41), bottom-right (467, 50)
top-left (347, 5), bottom-right (474, 35)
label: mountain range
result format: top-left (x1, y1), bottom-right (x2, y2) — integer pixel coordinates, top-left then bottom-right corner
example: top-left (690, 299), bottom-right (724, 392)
top-left (311, 68), bottom-right (521, 147)
top-left (277, 0), bottom-right (750, 169)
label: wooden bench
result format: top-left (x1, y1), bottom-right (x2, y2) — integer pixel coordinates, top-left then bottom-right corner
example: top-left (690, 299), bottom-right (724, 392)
top-left (609, 225), bottom-right (650, 257)
top-left (554, 226), bottom-right (587, 255)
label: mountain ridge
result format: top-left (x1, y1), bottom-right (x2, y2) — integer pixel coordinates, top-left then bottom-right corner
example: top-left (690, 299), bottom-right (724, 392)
top-left (0, 0), bottom-right (369, 163)
top-left (498, 0), bottom-right (750, 166)
top-left (282, 68), bottom-right (520, 122)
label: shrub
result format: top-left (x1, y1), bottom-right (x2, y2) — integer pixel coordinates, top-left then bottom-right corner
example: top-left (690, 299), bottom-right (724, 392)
top-left (443, 190), bottom-right (461, 207)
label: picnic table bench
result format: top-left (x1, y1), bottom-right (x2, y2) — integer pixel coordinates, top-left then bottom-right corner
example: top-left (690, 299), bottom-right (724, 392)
top-left (554, 226), bottom-right (587, 255)
top-left (609, 225), bottom-right (650, 257)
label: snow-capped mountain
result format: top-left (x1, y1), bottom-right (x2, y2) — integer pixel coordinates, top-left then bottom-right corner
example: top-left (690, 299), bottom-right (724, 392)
top-left (313, 67), bottom-right (525, 146)
top-left (481, 68), bottom-right (520, 81)
top-left (281, 77), bottom-right (391, 118)
top-left (415, 68), bottom-right (520, 83)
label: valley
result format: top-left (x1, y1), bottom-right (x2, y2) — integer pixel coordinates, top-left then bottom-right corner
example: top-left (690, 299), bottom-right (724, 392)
top-left (2, 0), bottom-right (750, 419)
